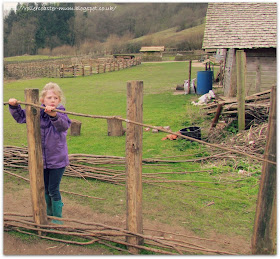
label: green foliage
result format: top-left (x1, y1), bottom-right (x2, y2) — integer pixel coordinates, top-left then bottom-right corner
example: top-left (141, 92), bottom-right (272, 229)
top-left (4, 3), bottom-right (75, 56)
top-left (225, 120), bottom-right (239, 134)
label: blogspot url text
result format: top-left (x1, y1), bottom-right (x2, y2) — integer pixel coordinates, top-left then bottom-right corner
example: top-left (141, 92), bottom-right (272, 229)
top-left (20, 5), bottom-right (117, 12)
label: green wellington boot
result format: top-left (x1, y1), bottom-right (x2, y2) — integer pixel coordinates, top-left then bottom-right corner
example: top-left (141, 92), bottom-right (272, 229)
top-left (51, 200), bottom-right (64, 225)
top-left (45, 193), bottom-right (53, 216)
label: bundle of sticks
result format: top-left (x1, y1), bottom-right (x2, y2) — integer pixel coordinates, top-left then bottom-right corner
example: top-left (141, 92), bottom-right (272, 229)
top-left (4, 212), bottom-right (237, 255)
top-left (3, 146), bottom-right (238, 185)
top-left (203, 89), bottom-right (271, 123)
top-left (4, 145), bottom-right (243, 187)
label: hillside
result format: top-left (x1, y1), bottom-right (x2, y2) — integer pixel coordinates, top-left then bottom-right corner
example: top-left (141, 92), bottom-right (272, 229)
top-left (130, 23), bottom-right (205, 49)
top-left (4, 2), bottom-right (208, 57)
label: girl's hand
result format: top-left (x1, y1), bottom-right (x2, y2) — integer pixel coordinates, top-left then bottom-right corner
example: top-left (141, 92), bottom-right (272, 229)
top-left (44, 105), bottom-right (57, 117)
top-left (8, 98), bottom-right (19, 106)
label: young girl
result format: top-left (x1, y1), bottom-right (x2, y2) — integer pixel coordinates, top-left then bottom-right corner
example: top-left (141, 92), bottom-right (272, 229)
top-left (8, 82), bottom-right (71, 224)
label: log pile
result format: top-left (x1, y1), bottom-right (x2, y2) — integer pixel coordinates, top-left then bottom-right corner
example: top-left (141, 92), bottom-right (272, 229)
top-left (203, 89), bottom-right (271, 124)
top-left (4, 212), bottom-right (237, 255)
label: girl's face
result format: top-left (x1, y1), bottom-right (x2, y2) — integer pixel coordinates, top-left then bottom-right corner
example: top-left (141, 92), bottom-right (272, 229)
top-left (42, 90), bottom-right (61, 108)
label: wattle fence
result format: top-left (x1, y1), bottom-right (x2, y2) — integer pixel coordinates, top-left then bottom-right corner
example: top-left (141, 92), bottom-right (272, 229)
top-left (4, 56), bottom-right (142, 80)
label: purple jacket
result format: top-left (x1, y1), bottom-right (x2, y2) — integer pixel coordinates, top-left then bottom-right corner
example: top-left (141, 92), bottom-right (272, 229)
top-left (9, 104), bottom-right (71, 169)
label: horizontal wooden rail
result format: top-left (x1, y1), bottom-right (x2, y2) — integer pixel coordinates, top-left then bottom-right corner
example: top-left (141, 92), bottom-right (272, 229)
top-left (3, 101), bottom-right (276, 165)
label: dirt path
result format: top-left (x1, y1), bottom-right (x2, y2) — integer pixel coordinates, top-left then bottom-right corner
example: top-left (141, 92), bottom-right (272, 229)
top-left (3, 186), bottom-right (251, 255)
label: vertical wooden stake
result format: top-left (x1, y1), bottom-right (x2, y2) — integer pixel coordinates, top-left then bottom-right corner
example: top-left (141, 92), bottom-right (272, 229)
top-left (251, 85), bottom-right (277, 254)
top-left (188, 60), bottom-right (192, 94)
top-left (125, 81), bottom-right (144, 253)
top-left (25, 89), bottom-right (48, 229)
top-left (236, 50), bottom-right (246, 131)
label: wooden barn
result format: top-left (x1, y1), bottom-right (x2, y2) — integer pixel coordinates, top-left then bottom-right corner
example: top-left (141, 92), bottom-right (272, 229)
top-left (140, 46), bottom-right (165, 58)
top-left (202, 2), bottom-right (277, 97)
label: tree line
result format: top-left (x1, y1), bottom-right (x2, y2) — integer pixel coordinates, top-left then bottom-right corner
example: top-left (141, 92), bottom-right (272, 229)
top-left (4, 2), bottom-right (208, 57)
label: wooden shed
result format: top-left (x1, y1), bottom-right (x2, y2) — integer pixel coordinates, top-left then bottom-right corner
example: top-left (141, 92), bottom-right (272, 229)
top-left (202, 3), bottom-right (277, 97)
top-left (140, 46), bottom-right (165, 58)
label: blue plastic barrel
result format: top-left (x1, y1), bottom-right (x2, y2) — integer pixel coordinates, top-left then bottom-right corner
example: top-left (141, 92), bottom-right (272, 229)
top-left (196, 71), bottom-right (213, 95)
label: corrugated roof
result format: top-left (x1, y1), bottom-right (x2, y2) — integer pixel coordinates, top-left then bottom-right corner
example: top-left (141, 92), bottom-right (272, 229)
top-left (202, 3), bottom-right (277, 49)
top-left (140, 46), bottom-right (165, 52)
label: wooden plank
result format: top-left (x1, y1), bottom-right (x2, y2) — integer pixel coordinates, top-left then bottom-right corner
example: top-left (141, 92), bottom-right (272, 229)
top-left (236, 50), bottom-right (246, 131)
top-left (125, 81), bottom-right (144, 253)
top-left (251, 85), bottom-right (277, 254)
top-left (256, 60), bottom-right (261, 92)
top-left (24, 89), bottom-right (48, 228)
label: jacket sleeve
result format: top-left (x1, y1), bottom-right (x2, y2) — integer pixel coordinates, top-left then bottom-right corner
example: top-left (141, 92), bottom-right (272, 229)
top-left (9, 105), bottom-right (26, 124)
top-left (49, 107), bottom-right (71, 132)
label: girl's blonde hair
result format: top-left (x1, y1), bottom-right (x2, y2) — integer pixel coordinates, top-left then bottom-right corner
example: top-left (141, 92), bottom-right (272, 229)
top-left (40, 82), bottom-right (66, 106)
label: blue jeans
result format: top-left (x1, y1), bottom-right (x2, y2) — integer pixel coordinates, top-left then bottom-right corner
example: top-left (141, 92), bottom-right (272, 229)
top-left (44, 167), bottom-right (65, 201)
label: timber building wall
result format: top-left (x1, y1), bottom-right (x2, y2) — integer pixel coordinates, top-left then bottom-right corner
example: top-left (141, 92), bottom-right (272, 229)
top-left (223, 48), bottom-right (276, 97)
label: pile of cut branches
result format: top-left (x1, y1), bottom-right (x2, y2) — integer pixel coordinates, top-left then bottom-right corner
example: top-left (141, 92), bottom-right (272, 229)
top-left (204, 89), bottom-right (271, 124)
top-left (222, 123), bottom-right (268, 156)
top-left (4, 212), bottom-right (237, 255)
top-left (5, 145), bottom-right (241, 186)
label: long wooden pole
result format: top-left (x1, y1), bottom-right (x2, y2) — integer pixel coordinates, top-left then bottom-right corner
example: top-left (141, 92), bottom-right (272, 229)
top-left (125, 81), bottom-right (144, 253)
top-left (236, 50), bottom-right (246, 131)
top-left (3, 101), bottom-right (276, 165)
top-left (188, 60), bottom-right (192, 94)
top-left (251, 85), bottom-right (277, 254)
top-left (24, 89), bottom-right (48, 228)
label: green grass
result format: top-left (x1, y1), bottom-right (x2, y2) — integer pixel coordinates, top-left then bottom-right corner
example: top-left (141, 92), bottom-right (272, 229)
top-left (3, 62), bottom-right (260, 246)
top-left (4, 55), bottom-right (69, 63)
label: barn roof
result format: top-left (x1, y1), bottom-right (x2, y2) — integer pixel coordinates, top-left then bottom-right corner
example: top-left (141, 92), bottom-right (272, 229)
top-left (140, 46), bottom-right (165, 52)
top-left (202, 2), bottom-right (277, 49)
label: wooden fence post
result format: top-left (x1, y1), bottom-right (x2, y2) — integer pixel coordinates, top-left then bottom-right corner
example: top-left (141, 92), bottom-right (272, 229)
top-left (125, 81), bottom-right (144, 253)
top-left (188, 60), bottom-right (192, 94)
top-left (73, 65), bottom-right (76, 77)
top-left (60, 64), bottom-right (64, 78)
top-left (25, 89), bottom-right (48, 228)
top-left (236, 50), bottom-right (246, 131)
top-left (251, 85), bottom-right (277, 254)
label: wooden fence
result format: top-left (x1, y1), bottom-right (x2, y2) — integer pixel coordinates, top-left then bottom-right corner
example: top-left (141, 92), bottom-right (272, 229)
top-left (60, 57), bottom-right (141, 78)
top-left (3, 83), bottom-right (276, 254)
top-left (4, 57), bottom-right (142, 80)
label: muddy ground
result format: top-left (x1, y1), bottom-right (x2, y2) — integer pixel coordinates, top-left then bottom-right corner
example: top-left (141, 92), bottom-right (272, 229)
top-left (3, 185), bottom-right (251, 255)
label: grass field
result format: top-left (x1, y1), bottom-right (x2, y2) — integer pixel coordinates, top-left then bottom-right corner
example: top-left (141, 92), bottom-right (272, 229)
top-left (3, 61), bottom-right (261, 244)
top-left (4, 55), bottom-right (69, 63)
